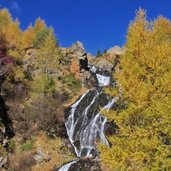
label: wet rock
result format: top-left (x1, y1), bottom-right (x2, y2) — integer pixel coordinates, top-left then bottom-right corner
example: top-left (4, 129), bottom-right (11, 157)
top-left (57, 159), bottom-right (102, 171)
top-left (69, 159), bottom-right (101, 171)
top-left (65, 88), bottom-right (115, 158)
top-left (80, 71), bottom-right (96, 88)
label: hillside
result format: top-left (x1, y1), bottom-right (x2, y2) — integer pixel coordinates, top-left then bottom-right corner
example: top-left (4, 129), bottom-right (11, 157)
top-left (0, 8), bottom-right (171, 171)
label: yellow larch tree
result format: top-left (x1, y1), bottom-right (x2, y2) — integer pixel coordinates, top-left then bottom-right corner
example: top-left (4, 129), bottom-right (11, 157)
top-left (99, 9), bottom-right (171, 171)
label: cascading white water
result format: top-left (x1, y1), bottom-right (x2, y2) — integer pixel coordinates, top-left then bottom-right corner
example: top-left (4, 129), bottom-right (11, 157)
top-left (81, 98), bottom-right (116, 158)
top-left (65, 90), bottom-right (100, 157)
top-left (65, 73), bottom-right (116, 159)
top-left (90, 66), bottom-right (97, 73)
top-left (65, 93), bottom-right (87, 143)
top-left (96, 74), bottom-right (110, 87)
top-left (58, 161), bottom-right (76, 171)
top-left (58, 70), bottom-right (117, 171)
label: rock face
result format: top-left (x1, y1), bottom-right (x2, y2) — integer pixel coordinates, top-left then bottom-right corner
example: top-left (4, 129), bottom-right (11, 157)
top-left (70, 57), bottom-right (80, 80)
top-left (57, 159), bottom-right (102, 171)
top-left (23, 41), bottom-right (121, 90)
top-left (107, 45), bottom-right (125, 55)
top-left (95, 59), bottom-right (114, 72)
top-left (61, 41), bottom-right (91, 86)
top-left (62, 41), bottom-right (89, 72)
top-left (70, 41), bottom-right (87, 60)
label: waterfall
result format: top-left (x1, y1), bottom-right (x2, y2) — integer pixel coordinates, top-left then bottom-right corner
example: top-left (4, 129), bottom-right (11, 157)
top-left (58, 161), bottom-right (76, 171)
top-left (96, 74), bottom-right (110, 87)
top-left (58, 67), bottom-right (116, 171)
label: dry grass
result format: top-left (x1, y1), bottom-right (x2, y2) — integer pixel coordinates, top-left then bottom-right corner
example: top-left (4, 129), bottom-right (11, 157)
top-left (9, 133), bottom-right (75, 171)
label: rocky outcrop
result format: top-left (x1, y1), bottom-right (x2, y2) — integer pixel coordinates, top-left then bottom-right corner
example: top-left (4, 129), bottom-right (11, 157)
top-left (70, 57), bottom-right (80, 80)
top-left (61, 41), bottom-right (89, 74)
top-left (70, 41), bottom-right (87, 60)
top-left (23, 41), bottom-right (121, 89)
top-left (95, 59), bottom-right (114, 72)
top-left (107, 45), bottom-right (125, 56)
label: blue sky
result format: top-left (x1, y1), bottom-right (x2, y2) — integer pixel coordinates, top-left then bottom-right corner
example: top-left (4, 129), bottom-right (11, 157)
top-left (0, 0), bottom-right (171, 55)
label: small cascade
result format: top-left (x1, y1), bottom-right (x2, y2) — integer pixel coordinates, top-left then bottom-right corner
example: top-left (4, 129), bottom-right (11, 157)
top-left (57, 66), bottom-right (117, 171)
top-left (58, 161), bottom-right (76, 171)
top-left (96, 74), bottom-right (110, 87)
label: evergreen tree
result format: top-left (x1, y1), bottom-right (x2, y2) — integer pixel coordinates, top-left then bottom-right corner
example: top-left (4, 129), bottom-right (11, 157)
top-left (33, 17), bottom-right (49, 48)
top-left (33, 17), bottom-right (47, 33)
top-left (99, 9), bottom-right (171, 170)
top-left (34, 28), bottom-right (62, 76)
top-left (21, 25), bottom-right (35, 49)
top-left (96, 49), bottom-right (102, 57)
top-left (0, 9), bottom-right (21, 48)
top-left (103, 49), bottom-right (107, 54)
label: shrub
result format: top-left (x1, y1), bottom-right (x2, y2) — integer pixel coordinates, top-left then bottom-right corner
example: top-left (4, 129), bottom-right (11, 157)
top-left (8, 139), bottom-right (15, 153)
top-left (33, 28), bottom-right (49, 48)
top-left (63, 73), bottom-right (81, 92)
top-left (21, 140), bottom-right (34, 151)
top-left (31, 73), bottom-right (55, 94)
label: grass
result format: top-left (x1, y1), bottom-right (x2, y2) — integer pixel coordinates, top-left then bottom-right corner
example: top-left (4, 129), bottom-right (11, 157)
top-left (63, 73), bottom-right (82, 92)
top-left (8, 132), bottom-right (76, 171)
top-left (21, 139), bottom-right (34, 151)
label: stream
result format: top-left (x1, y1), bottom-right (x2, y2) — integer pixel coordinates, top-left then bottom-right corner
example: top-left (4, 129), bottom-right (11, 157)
top-left (57, 67), bottom-right (116, 171)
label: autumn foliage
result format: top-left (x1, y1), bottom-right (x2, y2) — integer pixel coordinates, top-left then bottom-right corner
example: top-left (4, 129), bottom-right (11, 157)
top-left (99, 9), bottom-right (171, 170)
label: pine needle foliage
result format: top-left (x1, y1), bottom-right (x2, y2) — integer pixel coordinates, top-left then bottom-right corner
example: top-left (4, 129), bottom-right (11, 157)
top-left (99, 9), bottom-right (171, 171)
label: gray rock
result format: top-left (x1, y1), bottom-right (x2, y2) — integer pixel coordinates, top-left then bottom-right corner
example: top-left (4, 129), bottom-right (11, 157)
top-left (57, 159), bottom-right (102, 171)
top-left (107, 45), bottom-right (125, 55)
top-left (96, 59), bottom-right (114, 72)
top-left (70, 41), bottom-right (86, 60)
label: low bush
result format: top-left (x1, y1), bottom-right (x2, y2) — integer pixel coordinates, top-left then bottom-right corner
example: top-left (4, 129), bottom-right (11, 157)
top-left (63, 73), bottom-right (81, 92)
top-left (8, 139), bottom-right (16, 153)
top-left (21, 139), bottom-right (34, 151)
